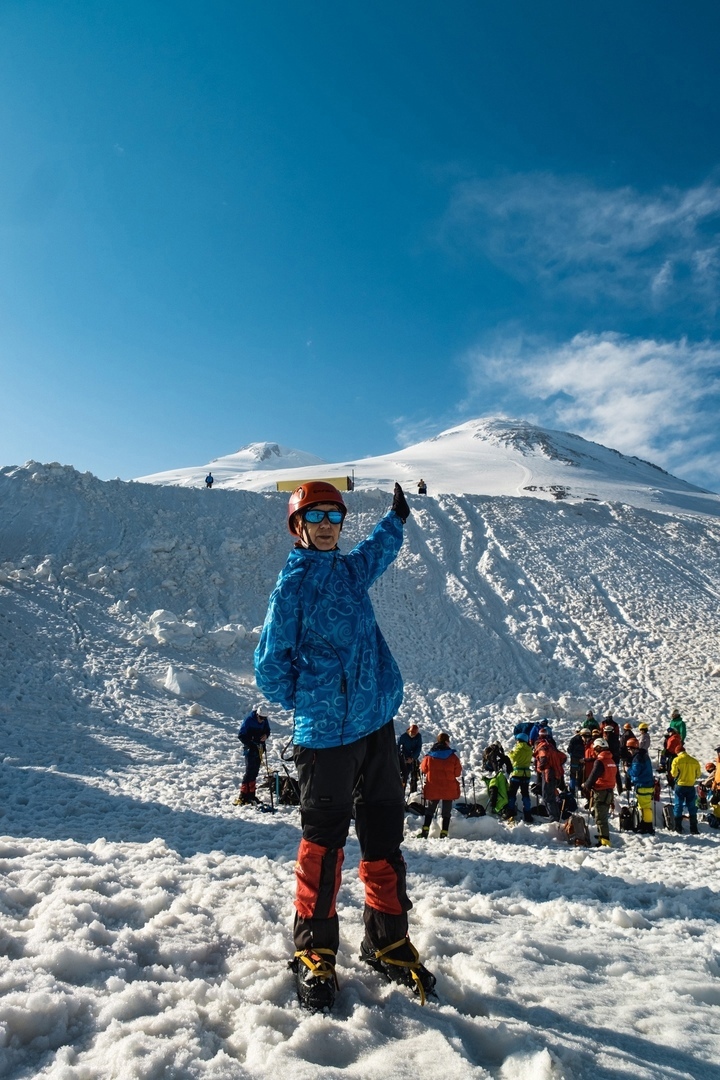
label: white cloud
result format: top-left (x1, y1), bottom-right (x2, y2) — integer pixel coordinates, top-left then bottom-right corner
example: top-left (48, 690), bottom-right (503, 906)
top-left (443, 173), bottom-right (720, 310)
top-left (464, 331), bottom-right (720, 488)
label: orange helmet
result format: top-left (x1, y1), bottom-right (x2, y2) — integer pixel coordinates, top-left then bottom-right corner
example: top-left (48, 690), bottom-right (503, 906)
top-left (287, 481), bottom-right (346, 537)
top-left (626, 737), bottom-right (639, 750)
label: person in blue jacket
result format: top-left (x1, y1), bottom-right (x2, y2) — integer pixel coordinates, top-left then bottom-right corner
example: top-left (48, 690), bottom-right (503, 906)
top-left (397, 723), bottom-right (422, 795)
top-left (254, 480), bottom-right (435, 1012)
top-left (627, 737), bottom-right (655, 834)
top-left (235, 705), bottom-right (270, 805)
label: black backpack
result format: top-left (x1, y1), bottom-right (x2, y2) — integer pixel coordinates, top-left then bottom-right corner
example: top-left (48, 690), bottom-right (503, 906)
top-left (619, 805), bottom-right (640, 832)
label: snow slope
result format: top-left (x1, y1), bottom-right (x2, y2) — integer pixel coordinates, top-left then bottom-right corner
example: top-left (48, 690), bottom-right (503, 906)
top-left (1, 459), bottom-right (720, 1079)
top-left (136, 418), bottom-right (720, 520)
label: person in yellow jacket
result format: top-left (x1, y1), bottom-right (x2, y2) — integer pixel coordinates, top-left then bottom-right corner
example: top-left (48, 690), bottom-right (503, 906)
top-left (504, 733), bottom-right (534, 824)
top-left (670, 747), bottom-right (702, 834)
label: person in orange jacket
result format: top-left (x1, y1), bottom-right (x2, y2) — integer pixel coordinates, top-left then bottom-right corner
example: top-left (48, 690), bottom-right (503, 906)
top-left (418, 733), bottom-right (461, 839)
top-left (582, 738), bottom-right (618, 847)
top-left (704, 747), bottom-right (720, 828)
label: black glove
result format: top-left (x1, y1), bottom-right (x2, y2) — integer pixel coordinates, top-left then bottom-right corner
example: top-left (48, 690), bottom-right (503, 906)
top-left (392, 482), bottom-right (410, 523)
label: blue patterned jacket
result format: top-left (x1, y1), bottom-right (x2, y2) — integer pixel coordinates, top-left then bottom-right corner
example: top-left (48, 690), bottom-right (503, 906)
top-left (254, 511), bottom-right (404, 748)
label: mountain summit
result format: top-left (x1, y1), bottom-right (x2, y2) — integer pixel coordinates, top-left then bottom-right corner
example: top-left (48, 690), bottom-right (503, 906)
top-left (136, 416), bottom-right (719, 518)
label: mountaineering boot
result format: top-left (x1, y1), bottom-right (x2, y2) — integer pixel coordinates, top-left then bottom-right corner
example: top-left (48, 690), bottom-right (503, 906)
top-left (439, 829), bottom-right (449, 839)
top-left (596, 838), bottom-right (612, 848)
top-left (523, 811), bottom-right (533, 824)
top-left (359, 937), bottom-right (436, 1005)
top-left (416, 825), bottom-right (429, 839)
top-left (674, 816), bottom-right (683, 834)
top-left (233, 793), bottom-right (260, 806)
top-left (689, 820), bottom-right (699, 835)
top-left (290, 949), bottom-right (338, 1013)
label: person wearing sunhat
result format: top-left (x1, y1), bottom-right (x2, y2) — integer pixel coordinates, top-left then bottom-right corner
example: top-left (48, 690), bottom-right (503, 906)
top-left (255, 480), bottom-right (435, 1012)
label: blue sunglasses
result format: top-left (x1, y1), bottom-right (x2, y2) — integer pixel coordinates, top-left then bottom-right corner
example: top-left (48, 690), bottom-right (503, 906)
top-left (303, 508), bottom-right (344, 525)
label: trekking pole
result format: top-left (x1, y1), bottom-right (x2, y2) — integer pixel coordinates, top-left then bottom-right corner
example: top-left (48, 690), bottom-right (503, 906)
top-left (262, 743), bottom-right (275, 813)
top-left (471, 776), bottom-right (478, 808)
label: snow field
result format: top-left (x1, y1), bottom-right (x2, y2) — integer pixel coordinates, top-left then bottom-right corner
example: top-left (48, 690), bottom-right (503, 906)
top-left (1, 464), bottom-right (720, 1078)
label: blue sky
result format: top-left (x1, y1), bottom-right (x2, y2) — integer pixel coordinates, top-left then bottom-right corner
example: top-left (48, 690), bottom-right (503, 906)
top-left (1, 1), bottom-right (719, 488)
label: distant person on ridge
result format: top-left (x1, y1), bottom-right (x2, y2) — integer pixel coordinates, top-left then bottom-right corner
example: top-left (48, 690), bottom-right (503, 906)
top-left (417, 732), bottom-right (461, 838)
top-left (205, 473), bottom-right (214, 488)
top-left (417, 479), bottom-right (427, 495)
top-left (254, 480), bottom-right (435, 1013)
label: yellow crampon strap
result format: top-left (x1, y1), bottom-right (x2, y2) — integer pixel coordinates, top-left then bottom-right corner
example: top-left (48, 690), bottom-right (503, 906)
top-left (370, 938), bottom-right (427, 1006)
top-left (294, 949), bottom-right (339, 989)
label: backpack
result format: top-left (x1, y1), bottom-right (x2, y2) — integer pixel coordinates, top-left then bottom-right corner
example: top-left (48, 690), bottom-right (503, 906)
top-left (563, 813), bottom-right (591, 847)
top-left (662, 804), bottom-right (676, 830)
top-left (482, 742), bottom-right (508, 774)
top-left (513, 721), bottom-right (535, 737)
top-left (619, 805), bottom-right (640, 832)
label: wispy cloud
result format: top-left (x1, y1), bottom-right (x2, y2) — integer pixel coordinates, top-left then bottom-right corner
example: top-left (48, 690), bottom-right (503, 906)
top-left (391, 414), bottom-right (453, 448)
top-left (442, 174), bottom-right (720, 311)
top-left (463, 331), bottom-right (720, 489)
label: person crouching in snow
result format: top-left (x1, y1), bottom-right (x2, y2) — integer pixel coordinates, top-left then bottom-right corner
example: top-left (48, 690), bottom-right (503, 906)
top-left (704, 748), bottom-right (720, 828)
top-left (504, 732), bottom-right (534, 824)
top-left (254, 480), bottom-right (435, 1013)
top-left (582, 737), bottom-right (617, 847)
top-left (235, 705), bottom-right (270, 805)
top-left (417, 733), bottom-right (461, 838)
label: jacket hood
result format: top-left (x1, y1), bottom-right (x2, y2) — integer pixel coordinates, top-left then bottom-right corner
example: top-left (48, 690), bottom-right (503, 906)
top-left (428, 745), bottom-right (456, 759)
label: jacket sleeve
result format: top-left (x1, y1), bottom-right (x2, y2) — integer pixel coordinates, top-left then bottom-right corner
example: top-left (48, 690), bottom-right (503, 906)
top-left (344, 511), bottom-right (403, 589)
top-left (585, 759), bottom-right (603, 789)
top-left (254, 566), bottom-right (304, 709)
top-left (454, 754), bottom-right (462, 778)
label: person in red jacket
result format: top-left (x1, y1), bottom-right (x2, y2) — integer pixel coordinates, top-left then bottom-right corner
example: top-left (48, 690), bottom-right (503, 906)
top-left (534, 732), bottom-right (567, 821)
top-left (663, 729), bottom-right (684, 789)
top-left (418, 733), bottom-right (461, 839)
top-left (582, 738), bottom-right (618, 847)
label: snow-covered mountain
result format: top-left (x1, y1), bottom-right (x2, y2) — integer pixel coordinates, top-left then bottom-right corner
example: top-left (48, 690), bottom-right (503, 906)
top-left (2, 440), bottom-right (720, 1078)
top-left (136, 441), bottom-right (326, 487)
top-left (136, 417), bottom-right (720, 519)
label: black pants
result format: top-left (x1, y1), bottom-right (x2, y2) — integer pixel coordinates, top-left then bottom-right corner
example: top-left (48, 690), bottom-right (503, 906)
top-left (422, 799), bottom-right (452, 831)
top-left (292, 721), bottom-right (411, 958)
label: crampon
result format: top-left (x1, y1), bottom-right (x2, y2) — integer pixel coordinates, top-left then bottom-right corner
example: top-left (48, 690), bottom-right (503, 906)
top-left (359, 937), bottom-right (436, 1005)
